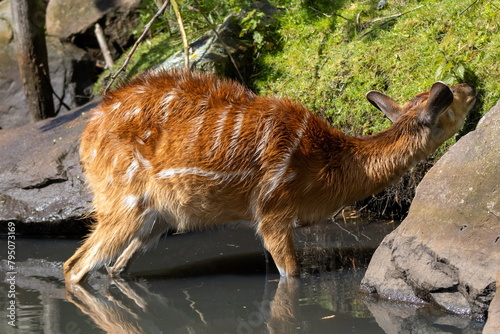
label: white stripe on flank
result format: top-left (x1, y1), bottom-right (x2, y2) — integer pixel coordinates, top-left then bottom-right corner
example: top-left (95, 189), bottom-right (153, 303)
top-left (90, 110), bottom-right (104, 121)
top-left (124, 107), bottom-right (141, 120)
top-left (209, 107), bottom-right (230, 155)
top-left (160, 92), bottom-right (176, 122)
top-left (190, 114), bottom-right (206, 150)
top-left (161, 92), bottom-right (176, 107)
top-left (156, 168), bottom-right (250, 181)
top-left (134, 150), bottom-right (152, 169)
top-left (86, 149), bottom-right (98, 162)
top-left (135, 86), bottom-right (148, 94)
top-left (228, 111), bottom-right (245, 158)
top-left (256, 117), bottom-right (274, 161)
top-left (111, 156), bottom-right (119, 168)
top-left (263, 112), bottom-right (311, 199)
top-left (110, 102), bottom-right (122, 112)
top-left (125, 159), bottom-right (139, 181)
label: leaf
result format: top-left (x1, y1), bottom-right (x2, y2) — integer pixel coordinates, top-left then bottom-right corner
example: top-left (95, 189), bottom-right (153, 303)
top-left (455, 63), bottom-right (466, 81)
top-left (253, 31), bottom-right (263, 45)
top-left (442, 74), bottom-right (455, 85)
top-left (435, 64), bottom-right (445, 80)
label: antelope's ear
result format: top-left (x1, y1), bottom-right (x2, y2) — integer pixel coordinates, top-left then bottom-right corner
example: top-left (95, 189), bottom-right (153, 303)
top-left (366, 91), bottom-right (403, 123)
top-left (423, 82), bottom-right (454, 124)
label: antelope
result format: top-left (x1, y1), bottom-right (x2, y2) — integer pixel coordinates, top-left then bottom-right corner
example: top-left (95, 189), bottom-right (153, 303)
top-left (63, 69), bottom-right (475, 284)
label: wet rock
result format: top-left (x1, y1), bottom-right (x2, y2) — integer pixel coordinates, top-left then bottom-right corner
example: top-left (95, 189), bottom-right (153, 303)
top-left (0, 102), bottom-right (95, 235)
top-left (361, 100), bottom-right (500, 320)
top-left (363, 297), bottom-right (483, 333)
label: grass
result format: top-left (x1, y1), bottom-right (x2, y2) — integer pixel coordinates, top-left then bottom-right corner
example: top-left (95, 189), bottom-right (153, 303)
top-left (254, 0), bottom-right (499, 143)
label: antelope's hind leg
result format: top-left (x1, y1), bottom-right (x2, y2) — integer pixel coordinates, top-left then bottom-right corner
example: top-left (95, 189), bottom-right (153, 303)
top-left (64, 210), bottom-right (167, 284)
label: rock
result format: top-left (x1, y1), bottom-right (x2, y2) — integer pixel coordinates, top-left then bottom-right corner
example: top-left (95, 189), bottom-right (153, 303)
top-left (46, 0), bottom-right (139, 40)
top-left (361, 100), bottom-right (500, 320)
top-left (483, 269), bottom-right (500, 334)
top-left (47, 0), bottom-right (141, 62)
top-left (156, 14), bottom-right (246, 79)
top-left (0, 102), bottom-right (96, 236)
top-left (377, 0), bottom-right (387, 10)
top-left (363, 297), bottom-right (481, 333)
top-left (47, 37), bottom-right (95, 110)
top-left (0, 16), bottom-right (12, 46)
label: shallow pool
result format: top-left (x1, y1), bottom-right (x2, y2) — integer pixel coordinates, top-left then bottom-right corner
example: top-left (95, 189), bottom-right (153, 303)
top-left (0, 220), bottom-right (485, 333)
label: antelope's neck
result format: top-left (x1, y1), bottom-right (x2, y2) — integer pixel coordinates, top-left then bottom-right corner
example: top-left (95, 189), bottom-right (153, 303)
top-left (339, 120), bottom-right (431, 201)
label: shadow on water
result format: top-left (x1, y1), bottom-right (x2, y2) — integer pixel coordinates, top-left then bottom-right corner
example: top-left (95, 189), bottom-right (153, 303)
top-left (0, 218), bottom-right (485, 333)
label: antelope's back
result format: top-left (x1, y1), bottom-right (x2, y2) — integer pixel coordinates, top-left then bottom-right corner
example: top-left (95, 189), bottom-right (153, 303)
top-left (80, 70), bottom-right (331, 226)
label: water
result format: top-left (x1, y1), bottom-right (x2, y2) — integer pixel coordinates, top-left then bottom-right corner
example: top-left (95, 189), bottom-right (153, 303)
top-left (0, 219), bottom-right (485, 333)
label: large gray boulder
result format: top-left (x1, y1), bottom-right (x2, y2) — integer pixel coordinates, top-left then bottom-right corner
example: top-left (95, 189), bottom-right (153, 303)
top-left (0, 102), bottom-right (95, 235)
top-left (361, 101), bottom-right (500, 321)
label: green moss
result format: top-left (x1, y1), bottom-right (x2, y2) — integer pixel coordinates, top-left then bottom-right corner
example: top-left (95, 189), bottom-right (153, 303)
top-left (253, 0), bottom-right (500, 144)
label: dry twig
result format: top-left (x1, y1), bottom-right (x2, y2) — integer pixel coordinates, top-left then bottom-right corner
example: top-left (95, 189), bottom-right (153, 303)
top-left (103, 0), bottom-right (170, 94)
top-left (95, 23), bottom-right (114, 69)
top-left (358, 5), bottom-right (424, 39)
top-left (171, 0), bottom-right (190, 69)
top-left (460, 0), bottom-right (480, 15)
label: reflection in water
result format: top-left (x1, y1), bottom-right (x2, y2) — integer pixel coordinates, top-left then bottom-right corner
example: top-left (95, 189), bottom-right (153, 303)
top-left (0, 221), bottom-right (485, 333)
top-left (65, 277), bottom-right (305, 334)
top-left (63, 272), bottom-right (384, 334)
top-left (66, 279), bottom-right (182, 334)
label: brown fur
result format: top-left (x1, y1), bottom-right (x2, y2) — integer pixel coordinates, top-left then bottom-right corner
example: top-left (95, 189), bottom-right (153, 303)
top-left (64, 69), bottom-right (475, 283)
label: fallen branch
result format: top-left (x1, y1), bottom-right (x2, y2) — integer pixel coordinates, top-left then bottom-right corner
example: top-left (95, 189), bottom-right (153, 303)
top-left (103, 0), bottom-right (170, 94)
top-left (95, 23), bottom-right (114, 69)
top-left (358, 5), bottom-right (424, 39)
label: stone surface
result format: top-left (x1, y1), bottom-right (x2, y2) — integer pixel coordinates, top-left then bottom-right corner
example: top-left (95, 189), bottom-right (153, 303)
top-left (483, 269), bottom-right (500, 334)
top-left (363, 297), bottom-right (482, 333)
top-left (46, 0), bottom-right (140, 39)
top-left (0, 102), bottom-right (95, 235)
top-left (361, 100), bottom-right (500, 320)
